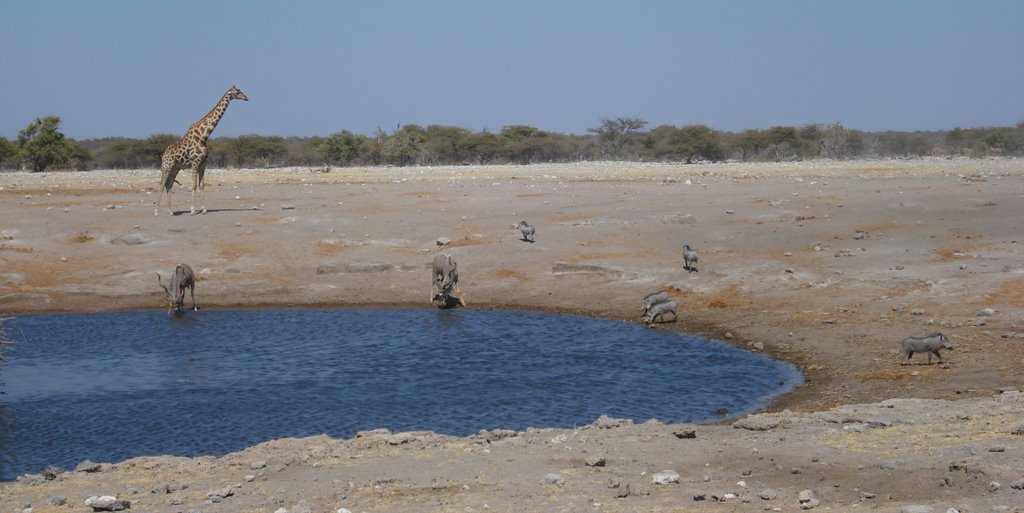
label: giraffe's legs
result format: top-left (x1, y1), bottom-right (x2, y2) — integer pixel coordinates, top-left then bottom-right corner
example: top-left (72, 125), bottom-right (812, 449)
top-left (199, 165), bottom-right (207, 214)
top-left (155, 188), bottom-right (164, 216)
top-left (190, 171), bottom-right (198, 216)
top-left (156, 167), bottom-right (179, 216)
top-left (190, 162), bottom-right (208, 215)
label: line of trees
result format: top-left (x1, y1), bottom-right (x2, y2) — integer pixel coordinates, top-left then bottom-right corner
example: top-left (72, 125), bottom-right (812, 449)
top-left (2, 116), bottom-right (1023, 172)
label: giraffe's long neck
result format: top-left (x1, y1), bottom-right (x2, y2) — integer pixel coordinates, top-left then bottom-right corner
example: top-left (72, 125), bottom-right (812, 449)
top-left (187, 92), bottom-right (233, 143)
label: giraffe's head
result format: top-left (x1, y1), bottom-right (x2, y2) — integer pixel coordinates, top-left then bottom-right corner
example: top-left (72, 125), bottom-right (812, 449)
top-left (228, 86), bottom-right (248, 102)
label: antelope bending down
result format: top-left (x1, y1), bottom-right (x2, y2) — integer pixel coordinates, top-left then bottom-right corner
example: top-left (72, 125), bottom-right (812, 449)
top-left (431, 253), bottom-right (465, 306)
top-left (158, 263), bottom-right (197, 315)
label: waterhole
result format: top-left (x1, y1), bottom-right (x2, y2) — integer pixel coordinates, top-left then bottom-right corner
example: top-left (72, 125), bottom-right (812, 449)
top-left (0, 308), bottom-right (801, 480)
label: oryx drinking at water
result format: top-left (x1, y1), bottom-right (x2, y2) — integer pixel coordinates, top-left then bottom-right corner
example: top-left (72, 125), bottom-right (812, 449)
top-left (157, 263), bottom-right (198, 316)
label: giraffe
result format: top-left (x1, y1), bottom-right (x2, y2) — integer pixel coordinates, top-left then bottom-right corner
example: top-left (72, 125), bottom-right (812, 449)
top-left (155, 86), bottom-right (248, 216)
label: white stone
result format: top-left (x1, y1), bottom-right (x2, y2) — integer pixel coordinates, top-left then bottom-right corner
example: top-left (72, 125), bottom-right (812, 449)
top-left (800, 498), bottom-right (820, 509)
top-left (652, 470), bottom-right (680, 485)
top-left (900, 506), bottom-right (935, 513)
top-left (543, 472), bottom-right (565, 486)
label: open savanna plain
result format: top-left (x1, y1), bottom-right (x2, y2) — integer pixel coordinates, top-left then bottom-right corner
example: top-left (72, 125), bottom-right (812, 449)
top-left (2, 159), bottom-right (1023, 512)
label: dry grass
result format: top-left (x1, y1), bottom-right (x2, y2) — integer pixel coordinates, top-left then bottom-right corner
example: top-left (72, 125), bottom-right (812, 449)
top-left (447, 236), bottom-right (497, 248)
top-left (932, 242), bottom-right (995, 261)
top-left (854, 220), bottom-right (902, 233)
top-left (70, 232), bottom-right (94, 243)
top-left (492, 269), bottom-right (528, 281)
top-left (570, 251), bottom-right (655, 262)
top-left (0, 244), bottom-right (33, 253)
top-left (545, 212), bottom-right (599, 223)
top-left (214, 243), bottom-right (260, 261)
top-left (314, 240), bottom-right (350, 257)
top-left (985, 277), bottom-right (1024, 307)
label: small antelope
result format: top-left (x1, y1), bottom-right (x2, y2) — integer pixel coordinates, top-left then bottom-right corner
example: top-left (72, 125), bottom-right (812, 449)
top-left (431, 254), bottom-right (465, 306)
top-left (899, 332), bottom-right (953, 365)
top-left (157, 263), bottom-right (197, 316)
top-left (516, 221), bottom-right (536, 243)
top-left (682, 244), bottom-right (699, 272)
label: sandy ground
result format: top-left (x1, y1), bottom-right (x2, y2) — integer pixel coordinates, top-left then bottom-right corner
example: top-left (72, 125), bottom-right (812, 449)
top-left (1, 159), bottom-right (1023, 512)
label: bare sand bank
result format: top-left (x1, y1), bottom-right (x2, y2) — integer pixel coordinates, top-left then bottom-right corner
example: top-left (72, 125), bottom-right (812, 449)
top-left (2, 158), bottom-right (1023, 511)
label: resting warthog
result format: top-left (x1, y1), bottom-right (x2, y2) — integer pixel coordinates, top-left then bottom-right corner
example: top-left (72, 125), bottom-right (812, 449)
top-left (900, 332), bottom-right (953, 365)
top-left (644, 300), bottom-right (678, 324)
top-left (157, 263), bottom-right (197, 316)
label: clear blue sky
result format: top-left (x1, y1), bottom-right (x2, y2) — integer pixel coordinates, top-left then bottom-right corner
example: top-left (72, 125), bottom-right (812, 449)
top-left (2, 0), bottom-right (1022, 140)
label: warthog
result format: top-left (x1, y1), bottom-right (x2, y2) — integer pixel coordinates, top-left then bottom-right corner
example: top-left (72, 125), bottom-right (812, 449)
top-left (683, 244), bottom-right (699, 272)
top-left (157, 263), bottom-right (197, 316)
top-left (644, 300), bottom-right (678, 324)
top-left (516, 221), bottom-right (536, 243)
top-left (641, 291), bottom-right (670, 315)
top-left (431, 253), bottom-right (465, 306)
top-left (900, 332), bottom-right (953, 365)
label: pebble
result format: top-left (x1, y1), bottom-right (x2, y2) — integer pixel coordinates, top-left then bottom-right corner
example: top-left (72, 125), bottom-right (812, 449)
top-left (900, 506), bottom-right (934, 513)
top-left (83, 495), bottom-right (130, 511)
top-left (542, 473), bottom-right (565, 486)
top-left (652, 470), bottom-right (680, 485)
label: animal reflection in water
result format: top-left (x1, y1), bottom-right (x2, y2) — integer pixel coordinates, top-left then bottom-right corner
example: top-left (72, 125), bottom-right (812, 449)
top-left (431, 253), bottom-right (465, 308)
top-left (157, 263), bottom-right (198, 316)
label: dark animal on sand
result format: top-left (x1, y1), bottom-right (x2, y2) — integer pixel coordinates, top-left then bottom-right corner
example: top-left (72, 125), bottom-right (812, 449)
top-left (900, 332), bottom-right (953, 365)
top-left (517, 221), bottom-right (536, 243)
top-left (683, 244), bottom-right (699, 272)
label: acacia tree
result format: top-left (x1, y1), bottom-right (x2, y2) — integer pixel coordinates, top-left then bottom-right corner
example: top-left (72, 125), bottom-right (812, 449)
top-left (588, 117), bottom-right (647, 158)
top-left (382, 124), bottom-right (424, 166)
top-left (0, 137), bottom-right (14, 168)
top-left (318, 130), bottom-right (367, 166)
top-left (735, 129), bottom-right (767, 160)
top-left (17, 116), bottom-right (78, 172)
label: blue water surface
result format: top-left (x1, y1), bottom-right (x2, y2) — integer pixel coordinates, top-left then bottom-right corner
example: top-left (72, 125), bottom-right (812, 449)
top-left (0, 308), bottom-right (801, 480)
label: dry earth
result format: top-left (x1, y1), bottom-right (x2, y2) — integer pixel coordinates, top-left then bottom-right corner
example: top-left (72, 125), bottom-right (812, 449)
top-left (1, 159), bottom-right (1023, 512)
